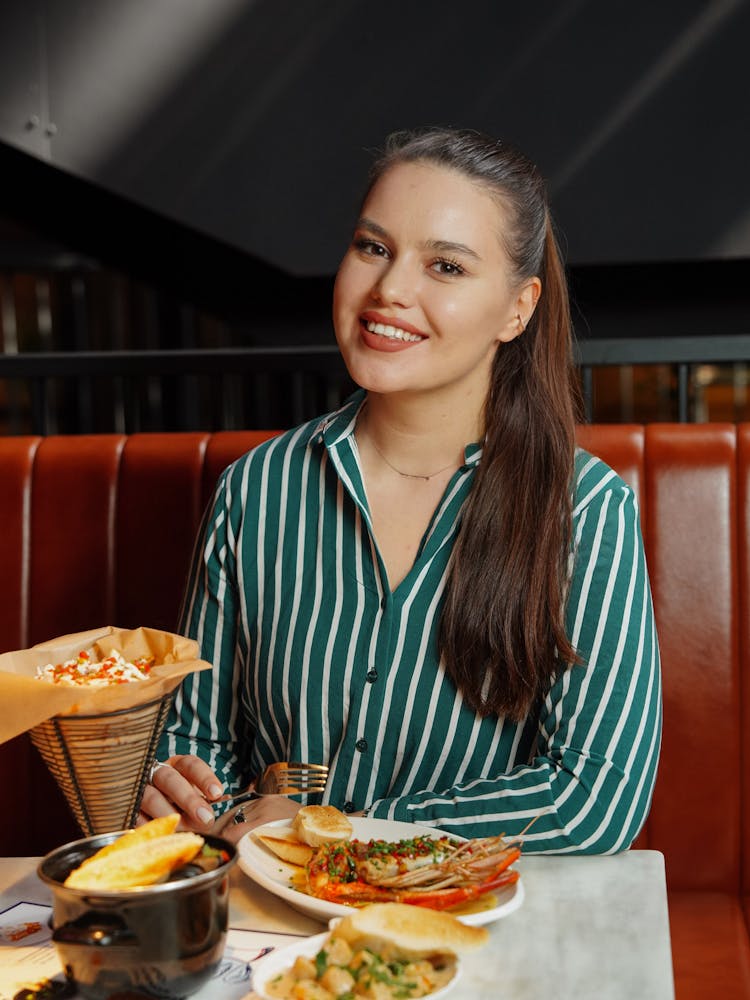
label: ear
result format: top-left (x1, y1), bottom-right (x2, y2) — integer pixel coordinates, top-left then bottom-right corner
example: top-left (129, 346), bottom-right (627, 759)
top-left (498, 277), bottom-right (542, 343)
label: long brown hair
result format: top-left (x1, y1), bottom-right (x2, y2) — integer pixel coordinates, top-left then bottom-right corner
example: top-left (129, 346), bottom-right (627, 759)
top-left (367, 127), bottom-right (581, 720)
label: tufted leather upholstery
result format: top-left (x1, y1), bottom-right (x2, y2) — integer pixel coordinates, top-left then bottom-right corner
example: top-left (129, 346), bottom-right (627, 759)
top-left (2, 425), bottom-right (749, 997)
top-left (577, 425), bottom-right (748, 998)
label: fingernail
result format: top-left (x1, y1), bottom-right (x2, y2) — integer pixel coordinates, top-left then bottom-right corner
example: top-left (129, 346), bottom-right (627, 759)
top-left (197, 806), bottom-right (214, 824)
top-left (208, 783), bottom-right (222, 799)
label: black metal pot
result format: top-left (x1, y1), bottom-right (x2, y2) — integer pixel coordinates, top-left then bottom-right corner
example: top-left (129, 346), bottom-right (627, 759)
top-left (38, 831), bottom-right (237, 1000)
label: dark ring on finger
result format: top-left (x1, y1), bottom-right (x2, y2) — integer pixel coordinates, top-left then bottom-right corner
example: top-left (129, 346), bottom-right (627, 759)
top-left (233, 807), bottom-right (246, 825)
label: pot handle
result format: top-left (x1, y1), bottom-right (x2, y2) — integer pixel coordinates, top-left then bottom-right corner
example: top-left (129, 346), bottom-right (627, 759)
top-left (53, 912), bottom-right (138, 947)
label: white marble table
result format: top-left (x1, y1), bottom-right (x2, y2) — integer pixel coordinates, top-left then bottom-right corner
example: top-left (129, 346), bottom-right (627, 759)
top-left (0, 850), bottom-right (674, 999)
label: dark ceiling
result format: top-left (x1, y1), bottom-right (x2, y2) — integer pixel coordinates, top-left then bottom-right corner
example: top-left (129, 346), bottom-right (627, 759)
top-left (1, 0), bottom-right (749, 280)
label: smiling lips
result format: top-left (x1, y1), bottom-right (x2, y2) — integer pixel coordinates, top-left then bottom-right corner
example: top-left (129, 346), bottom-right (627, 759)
top-left (360, 316), bottom-right (426, 352)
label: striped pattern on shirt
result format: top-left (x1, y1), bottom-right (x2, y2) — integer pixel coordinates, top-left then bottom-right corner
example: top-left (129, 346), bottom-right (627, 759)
top-left (162, 393), bottom-right (662, 852)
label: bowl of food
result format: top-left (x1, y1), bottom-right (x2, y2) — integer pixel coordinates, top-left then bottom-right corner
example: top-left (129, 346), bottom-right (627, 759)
top-left (252, 901), bottom-right (488, 999)
top-left (37, 815), bottom-right (237, 1000)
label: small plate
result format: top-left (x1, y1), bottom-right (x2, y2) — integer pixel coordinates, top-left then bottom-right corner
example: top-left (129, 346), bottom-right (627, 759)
top-left (251, 929), bottom-right (461, 1000)
top-left (238, 816), bottom-right (524, 926)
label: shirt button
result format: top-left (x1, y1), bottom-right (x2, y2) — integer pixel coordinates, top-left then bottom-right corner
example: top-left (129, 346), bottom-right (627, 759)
top-left (355, 738), bottom-right (368, 753)
top-left (343, 801), bottom-right (355, 813)
top-left (366, 669), bottom-right (378, 683)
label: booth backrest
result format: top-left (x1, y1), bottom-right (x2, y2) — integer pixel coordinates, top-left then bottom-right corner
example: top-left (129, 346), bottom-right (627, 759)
top-left (0, 426), bottom-right (746, 898)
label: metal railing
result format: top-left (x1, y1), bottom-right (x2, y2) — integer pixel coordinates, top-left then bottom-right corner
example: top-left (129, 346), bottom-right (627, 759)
top-left (576, 333), bottom-right (750, 423)
top-left (2, 250), bottom-right (750, 433)
top-left (2, 336), bottom-right (750, 434)
top-left (0, 346), bottom-right (354, 434)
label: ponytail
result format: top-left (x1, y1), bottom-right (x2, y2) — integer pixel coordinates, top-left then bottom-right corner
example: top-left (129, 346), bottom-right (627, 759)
top-left (439, 220), bottom-right (581, 719)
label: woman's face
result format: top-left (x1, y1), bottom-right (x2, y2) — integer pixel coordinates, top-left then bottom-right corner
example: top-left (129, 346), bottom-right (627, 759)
top-left (333, 161), bottom-right (539, 409)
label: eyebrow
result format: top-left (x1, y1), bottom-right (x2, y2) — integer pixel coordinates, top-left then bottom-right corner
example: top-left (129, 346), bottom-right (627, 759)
top-left (356, 218), bottom-right (482, 262)
top-left (425, 238), bottom-right (482, 262)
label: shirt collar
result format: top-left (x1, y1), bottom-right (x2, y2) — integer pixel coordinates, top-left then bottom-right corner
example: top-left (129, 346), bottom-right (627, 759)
top-left (314, 389), bottom-right (367, 448)
top-left (315, 388), bottom-right (483, 468)
top-left (464, 442), bottom-right (482, 467)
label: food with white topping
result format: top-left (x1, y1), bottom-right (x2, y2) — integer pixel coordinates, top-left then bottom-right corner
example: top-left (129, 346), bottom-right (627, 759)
top-left (35, 648), bottom-right (155, 686)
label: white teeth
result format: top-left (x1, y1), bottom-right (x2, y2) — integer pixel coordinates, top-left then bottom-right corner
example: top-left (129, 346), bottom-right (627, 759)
top-left (366, 320), bottom-right (422, 343)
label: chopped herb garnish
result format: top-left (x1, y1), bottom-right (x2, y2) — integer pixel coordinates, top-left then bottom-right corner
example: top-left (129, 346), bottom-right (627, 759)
top-left (314, 948), bottom-right (328, 977)
top-left (200, 844), bottom-right (227, 860)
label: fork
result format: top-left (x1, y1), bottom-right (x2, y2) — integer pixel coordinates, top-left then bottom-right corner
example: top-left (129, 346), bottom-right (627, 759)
top-left (213, 761), bottom-right (329, 810)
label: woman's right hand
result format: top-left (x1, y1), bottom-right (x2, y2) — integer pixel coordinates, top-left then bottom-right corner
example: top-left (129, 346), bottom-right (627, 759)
top-left (138, 754), bottom-right (225, 832)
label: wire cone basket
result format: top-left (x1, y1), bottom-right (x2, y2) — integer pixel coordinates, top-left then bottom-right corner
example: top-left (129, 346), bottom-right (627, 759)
top-left (29, 692), bottom-right (174, 836)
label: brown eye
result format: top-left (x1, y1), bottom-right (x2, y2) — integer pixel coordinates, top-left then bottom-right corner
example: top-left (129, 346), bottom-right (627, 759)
top-left (432, 258), bottom-right (465, 276)
top-left (354, 238), bottom-right (389, 258)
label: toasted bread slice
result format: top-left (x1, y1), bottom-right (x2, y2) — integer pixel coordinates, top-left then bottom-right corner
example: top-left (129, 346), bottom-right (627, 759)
top-left (73, 814), bottom-right (182, 873)
top-left (256, 833), bottom-right (313, 867)
top-left (292, 805), bottom-right (353, 847)
top-left (335, 902), bottom-right (489, 957)
top-left (64, 832), bottom-right (204, 890)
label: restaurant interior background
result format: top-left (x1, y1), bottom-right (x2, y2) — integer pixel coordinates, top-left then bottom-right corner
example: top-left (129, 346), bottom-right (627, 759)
top-left (0, 0), bottom-right (749, 436)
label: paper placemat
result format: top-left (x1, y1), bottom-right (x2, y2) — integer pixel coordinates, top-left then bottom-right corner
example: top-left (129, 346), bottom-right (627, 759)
top-left (0, 899), bottom-right (303, 1000)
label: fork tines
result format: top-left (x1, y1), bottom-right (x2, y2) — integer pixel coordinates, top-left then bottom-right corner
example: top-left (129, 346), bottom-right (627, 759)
top-left (261, 761), bottom-right (329, 795)
top-left (276, 767), bottom-right (329, 779)
top-left (274, 762), bottom-right (329, 772)
top-left (274, 783), bottom-right (328, 795)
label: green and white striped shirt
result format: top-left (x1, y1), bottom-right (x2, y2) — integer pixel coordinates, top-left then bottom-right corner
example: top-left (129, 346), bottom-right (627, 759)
top-left (162, 392), bottom-right (661, 853)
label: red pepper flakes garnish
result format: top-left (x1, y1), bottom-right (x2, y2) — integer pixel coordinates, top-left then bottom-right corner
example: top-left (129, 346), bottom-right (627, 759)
top-left (35, 649), bottom-right (155, 686)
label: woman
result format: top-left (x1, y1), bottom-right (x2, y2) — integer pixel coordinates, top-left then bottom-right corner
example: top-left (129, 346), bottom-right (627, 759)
top-left (142, 127), bottom-right (661, 850)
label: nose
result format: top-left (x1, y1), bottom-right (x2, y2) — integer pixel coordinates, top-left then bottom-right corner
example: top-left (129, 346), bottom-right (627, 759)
top-left (371, 256), bottom-right (416, 308)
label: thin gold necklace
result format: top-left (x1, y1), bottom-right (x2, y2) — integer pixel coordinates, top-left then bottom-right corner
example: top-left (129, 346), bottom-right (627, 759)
top-left (367, 433), bottom-right (458, 482)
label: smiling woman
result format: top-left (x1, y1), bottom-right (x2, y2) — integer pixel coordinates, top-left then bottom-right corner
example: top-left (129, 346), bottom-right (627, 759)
top-left (142, 127), bottom-right (661, 856)
top-left (333, 161), bottom-right (537, 409)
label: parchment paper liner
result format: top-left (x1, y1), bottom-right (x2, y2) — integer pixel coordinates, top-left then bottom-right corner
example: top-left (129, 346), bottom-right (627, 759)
top-left (0, 625), bottom-right (211, 744)
top-left (0, 625), bottom-right (212, 834)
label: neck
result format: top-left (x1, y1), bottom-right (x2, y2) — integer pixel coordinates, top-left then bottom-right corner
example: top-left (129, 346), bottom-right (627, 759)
top-left (357, 391), bottom-right (483, 480)
top-left (363, 387), bottom-right (484, 439)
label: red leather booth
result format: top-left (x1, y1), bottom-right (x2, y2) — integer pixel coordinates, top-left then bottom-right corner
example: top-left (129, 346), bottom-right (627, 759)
top-left (1, 425), bottom-right (749, 998)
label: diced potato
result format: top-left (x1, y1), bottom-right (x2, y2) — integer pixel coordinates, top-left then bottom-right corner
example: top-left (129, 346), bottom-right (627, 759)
top-left (404, 959), bottom-right (435, 993)
top-left (291, 981), bottom-right (334, 1000)
top-left (292, 954), bottom-right (318, 980)
top-left (266, 936), bottom-right (456, 1000)
top-left (265, 970), bottom-right (297, 998)
top-left (350, 948), bottom-right (376, 969)
top-left (356, 980), bottom-right (393, 1000)
top-left (404, 960), bottom-right (432, 976)
top-left (319, 965), bottom-right (356, 996)
top-left (325, 934), bottom-right (354, 966)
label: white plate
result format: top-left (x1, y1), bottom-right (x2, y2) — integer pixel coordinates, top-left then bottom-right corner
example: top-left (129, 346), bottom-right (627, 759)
top-left (251, 929), bottom-right (461, 1000)
top-left (237, 816), bottom-right (524, 926)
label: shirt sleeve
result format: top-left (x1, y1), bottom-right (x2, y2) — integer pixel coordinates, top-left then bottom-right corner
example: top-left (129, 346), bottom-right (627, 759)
top-left (157, 467), bottom-right (254, 793)
top-left (368, 480), bottom-right (662, 854)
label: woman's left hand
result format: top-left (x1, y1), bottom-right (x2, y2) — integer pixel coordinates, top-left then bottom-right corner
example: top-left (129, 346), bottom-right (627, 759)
top-left (215, 794), bottom-right (302, 845)
top-left (140, 754), bottom-right (224, 831)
